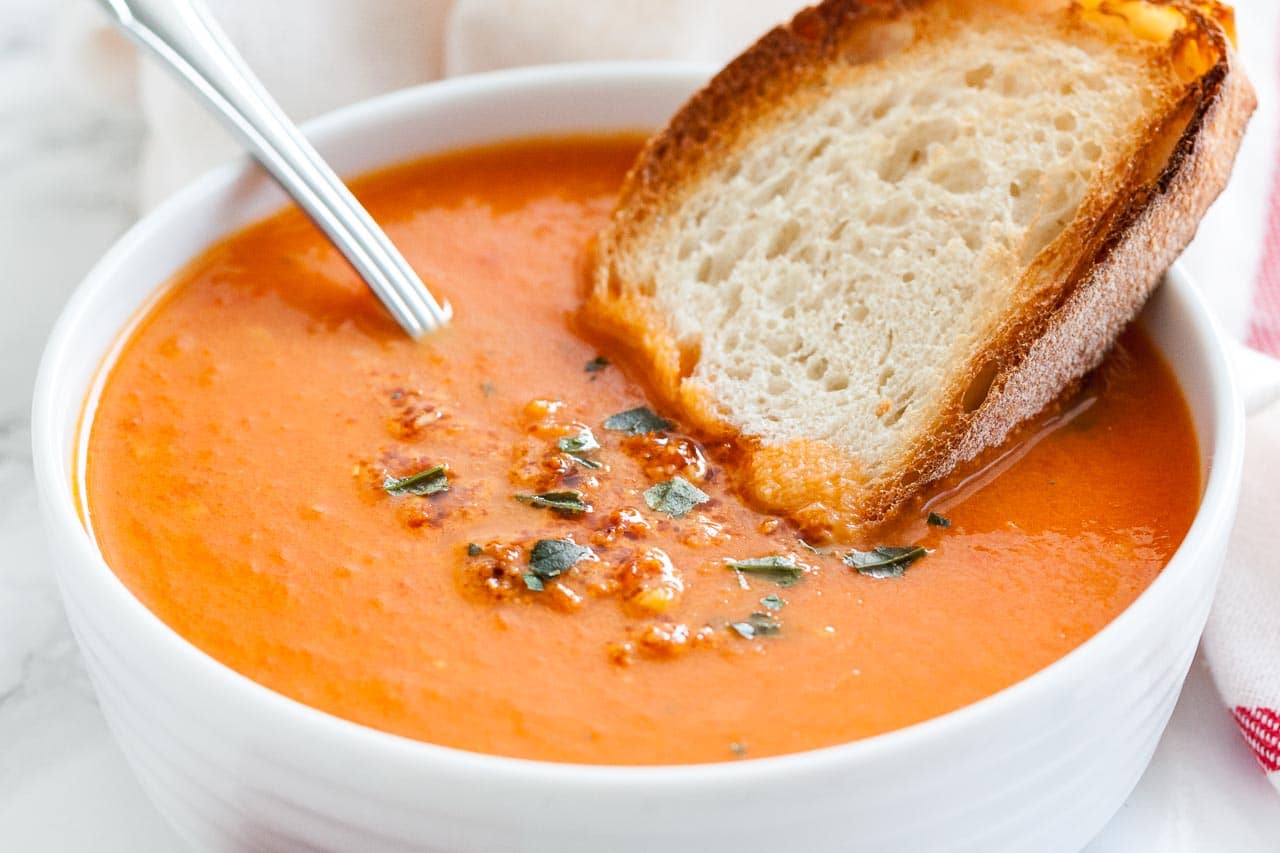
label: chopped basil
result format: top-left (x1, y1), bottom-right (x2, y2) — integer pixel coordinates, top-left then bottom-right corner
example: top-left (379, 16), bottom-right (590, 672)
top-left (604, 406), bottom-right (674, 435)
top-left (467, 543), bottom-right (482, 557)
top-left (528, 538), bottom-right (592, 582)
top-left (843, 546), bottom-right (928, 579)
top-left (726, 555), bottom-right (804, 587)
top-left (644, 476), bottom-right (710, 519)
top-left (927, 512), bottom-right (951, 528)
top-left (585, 356), bottom-right (610, 373)
top-left (522, 573), bottom-right (545, 591)
top-left (730, 611), bottom-right (782, 639)
top-left (383, 465), bottom-right (449, 496)
top-left (558, 428), bottom-right (602, 469)
top-left (514, 490), bottom-right (591, 516)
top-left (759, 594), bottom-right (786, 611)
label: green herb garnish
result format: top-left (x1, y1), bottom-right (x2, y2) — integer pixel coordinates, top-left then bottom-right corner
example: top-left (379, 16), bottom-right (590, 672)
top-left (585, 356), bottom-right (610, 373)
top-left (730, 611), bottom-right (782, 639)
top-left (643, 476), bottom-right (710, 519)
top-left (558, 427), bottom-right (602, 469)
top-left (760, 594), bottom-right (786, 611)
top-left (843, 546), bottom-right (928, 579)
top-left (927, 512), bottom-right (951, 528)
top-left (527, 538), bottom-right (592, 585)
top-left (522, 573), bottom-right (545, 591)
top-left (480, 382), bottom-right (496, 397)
top-left (726, 556), bottom-right (804, 587)
top-left (467, 543), bottom-right (483, 557)
top-left (382, 465), bottom-right (449, 496)
top-left (515, 490), bottom-right (591, 516)
top-left (604, 406), bottom-right (674, 435)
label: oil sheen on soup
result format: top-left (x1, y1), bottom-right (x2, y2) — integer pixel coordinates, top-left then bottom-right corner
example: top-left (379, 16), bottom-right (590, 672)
top-left (85, 136), bottom-right (1201, 765)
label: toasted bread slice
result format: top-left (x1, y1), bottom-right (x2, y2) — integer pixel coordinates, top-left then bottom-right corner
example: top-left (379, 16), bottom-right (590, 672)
top-left (586, 0), bottom-right (1253, 541)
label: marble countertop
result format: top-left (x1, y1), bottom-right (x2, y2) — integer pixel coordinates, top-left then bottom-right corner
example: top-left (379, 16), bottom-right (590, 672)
top-left (3, 0), bottom-right (1280, 848)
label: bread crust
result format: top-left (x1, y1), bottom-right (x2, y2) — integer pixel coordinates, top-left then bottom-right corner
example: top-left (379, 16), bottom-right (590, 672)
top-left (587, 0), bottom-right (1254, 539)
top-left (951, 42), bottom-right (1256, 470)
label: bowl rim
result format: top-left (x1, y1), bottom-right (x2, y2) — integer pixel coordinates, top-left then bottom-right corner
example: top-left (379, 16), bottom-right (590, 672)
top-left (30, 60), bottom-right (1247, 788)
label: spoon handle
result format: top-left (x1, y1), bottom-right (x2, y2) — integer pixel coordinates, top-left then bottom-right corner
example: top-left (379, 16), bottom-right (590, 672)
top-left (97, 0), bottom-right (450, 338)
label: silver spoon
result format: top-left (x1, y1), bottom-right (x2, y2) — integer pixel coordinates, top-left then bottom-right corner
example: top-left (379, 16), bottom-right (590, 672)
top-left (97, 0), bottom-right (451, 339)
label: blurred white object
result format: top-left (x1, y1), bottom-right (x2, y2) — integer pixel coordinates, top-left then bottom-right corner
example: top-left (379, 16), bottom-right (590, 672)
top-left (67, 0), bottom-right (452, 205)
top-left (444, 0), bottom-right (806, 74)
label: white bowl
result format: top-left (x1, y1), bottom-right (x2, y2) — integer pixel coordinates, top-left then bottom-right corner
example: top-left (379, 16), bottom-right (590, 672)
top-left (31, 63), bottom-right (1245, 852)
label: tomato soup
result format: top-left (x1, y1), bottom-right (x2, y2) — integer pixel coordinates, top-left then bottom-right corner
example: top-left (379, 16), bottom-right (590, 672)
top-left (84, 136), bottom-right (1200, 765)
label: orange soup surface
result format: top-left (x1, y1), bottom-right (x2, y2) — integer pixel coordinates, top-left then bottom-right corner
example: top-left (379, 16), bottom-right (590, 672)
top-left (86, 136), bottom-right (1201, 765)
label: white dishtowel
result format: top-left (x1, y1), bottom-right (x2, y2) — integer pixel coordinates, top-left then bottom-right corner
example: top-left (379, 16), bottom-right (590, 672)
top-left (59, 0), bottom-right (1280, 792)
